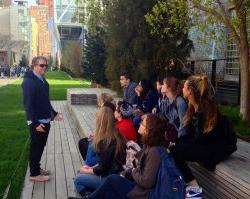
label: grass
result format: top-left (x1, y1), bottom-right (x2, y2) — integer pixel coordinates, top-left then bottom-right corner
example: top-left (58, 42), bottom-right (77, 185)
top-left (219, 105), bottom-right (250, 137)
top-left (0, 71), bottom-right (90, 199)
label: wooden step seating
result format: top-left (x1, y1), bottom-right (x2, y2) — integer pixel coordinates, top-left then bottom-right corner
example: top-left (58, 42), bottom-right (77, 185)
top-left (67, 88), bottom-right (118, 105)
top-left (68, 88), bottom-right (250, 199)
top-left (189, 139), bottom-right (250, 199)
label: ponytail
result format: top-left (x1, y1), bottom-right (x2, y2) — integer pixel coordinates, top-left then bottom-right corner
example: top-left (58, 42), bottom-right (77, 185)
top-left (184, 75), bottom-right (218, 133)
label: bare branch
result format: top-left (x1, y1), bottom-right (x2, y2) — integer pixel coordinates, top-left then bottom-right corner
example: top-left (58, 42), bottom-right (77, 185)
top-left (191, 1), bottom-right (240, 45)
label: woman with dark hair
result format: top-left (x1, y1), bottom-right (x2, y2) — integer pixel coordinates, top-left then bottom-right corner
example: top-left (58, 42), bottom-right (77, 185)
top-left (152, 75), bottom-right (169, 118)
top-left (114, 102), bottom-right (137, 142)
top-left (133, 80), bottom-right (159, 130)
top-left (85, 114), bottom-right (174, 199)
top-left (170, 75), bottom-right (236, 198)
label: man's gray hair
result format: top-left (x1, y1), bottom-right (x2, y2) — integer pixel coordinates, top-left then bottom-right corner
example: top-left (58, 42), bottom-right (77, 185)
top-left (31, 56), bottom-right (47, 69)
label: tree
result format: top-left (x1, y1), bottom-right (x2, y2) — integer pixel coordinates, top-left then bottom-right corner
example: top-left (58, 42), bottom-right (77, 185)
top-left (47, 55), bottom-right (53, 69)
top-left (82, 0), bottom-right (193, 91)
top-left (102, 0), bottom-right (193, 90)
top-left (61, 41), bottom-right (83, 77)
top-left (146, 0), bottom-right (250, 120)
top-left (19, 55), bottom-right (28, 67)
top-left (83, 33), bottom-right (107, 85)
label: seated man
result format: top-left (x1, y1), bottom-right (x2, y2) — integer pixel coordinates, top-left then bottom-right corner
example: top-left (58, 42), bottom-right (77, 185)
top-left (120, 72), bottom-right (137, 105)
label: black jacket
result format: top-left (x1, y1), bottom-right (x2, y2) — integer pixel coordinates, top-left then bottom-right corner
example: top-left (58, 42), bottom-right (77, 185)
top-left (188, 112), bottom-right (234, 168)
top-left (93, 140), bottom-right (126, 176)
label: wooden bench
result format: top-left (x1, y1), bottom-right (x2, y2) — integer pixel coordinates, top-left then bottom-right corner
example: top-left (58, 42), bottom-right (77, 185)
top-left (68, 89), bottom-right (250, 199)
top-left (189, 139), bottom-right (250, 199)
top-left (67, 88), bottom-right (118, 106)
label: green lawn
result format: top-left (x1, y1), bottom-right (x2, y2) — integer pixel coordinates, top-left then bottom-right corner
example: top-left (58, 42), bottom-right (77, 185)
top-left (0, 71), bottom-right (90, 199)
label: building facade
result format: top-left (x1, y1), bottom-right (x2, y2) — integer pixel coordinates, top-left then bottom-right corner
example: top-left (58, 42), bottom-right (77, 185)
top-left (29, 5), bottom-right (52, 57)
top-left (0, 3), bottom-right (31, 66)
top-left (37, 0), bottom-right (54, 18)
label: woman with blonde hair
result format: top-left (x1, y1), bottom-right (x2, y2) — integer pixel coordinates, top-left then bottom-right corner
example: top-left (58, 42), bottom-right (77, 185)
top-left (97, 93), bottom-right (115, 109)
top-left (73, 107), bottom-right (126, 197)
top-left (170, 75), bottom-right (236, 198)
top-left (78, 93), bottom-right (115, 162)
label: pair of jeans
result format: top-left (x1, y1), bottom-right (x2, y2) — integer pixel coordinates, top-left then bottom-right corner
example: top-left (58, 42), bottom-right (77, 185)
top-left (171, 140), bottom-right (214, 183)
top-left (78, 138), bottom-right (100, 166)
top-left (74, 173), bottom-right (107, 193)
top-left (89, 174), bottom-right (135, 199)
top-left (29, 123), bottom-right (50, 176)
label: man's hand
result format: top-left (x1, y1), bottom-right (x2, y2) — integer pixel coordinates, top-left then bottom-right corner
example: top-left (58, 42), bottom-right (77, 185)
top-left (54, 113), bottom-right (63, 121)
top-left (36, 124), bottom-right (46, 132)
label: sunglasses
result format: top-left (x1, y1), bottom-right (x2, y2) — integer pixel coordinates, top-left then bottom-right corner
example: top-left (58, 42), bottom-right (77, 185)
top-left (38, 64), bottom-right (48, 68)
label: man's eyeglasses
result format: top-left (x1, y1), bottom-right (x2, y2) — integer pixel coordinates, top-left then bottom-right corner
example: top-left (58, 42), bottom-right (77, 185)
top-left (38, 64), bottom-right (48, 68)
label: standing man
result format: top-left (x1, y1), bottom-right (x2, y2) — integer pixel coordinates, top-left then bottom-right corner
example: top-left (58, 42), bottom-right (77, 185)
top-left (120, 72), bottom-right (137, 105)
top-left (22, 56), bottom-right (62, 182)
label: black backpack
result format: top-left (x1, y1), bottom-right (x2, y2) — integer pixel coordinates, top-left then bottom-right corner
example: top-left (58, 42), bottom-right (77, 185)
top-left (220, 115), bottom-right (237, 155)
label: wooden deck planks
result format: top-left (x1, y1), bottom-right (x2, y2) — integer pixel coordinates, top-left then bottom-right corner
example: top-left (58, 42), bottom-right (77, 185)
top-left (21, 101), bottom-right (82, 199)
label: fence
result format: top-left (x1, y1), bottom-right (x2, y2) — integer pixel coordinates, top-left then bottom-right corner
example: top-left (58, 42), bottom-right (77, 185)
top-left (186, 57), bottom-right (241, 105)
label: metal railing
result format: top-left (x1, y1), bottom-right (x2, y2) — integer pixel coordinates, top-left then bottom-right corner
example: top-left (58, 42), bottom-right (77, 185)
top-left (186, 57), bottom-right (242, 105)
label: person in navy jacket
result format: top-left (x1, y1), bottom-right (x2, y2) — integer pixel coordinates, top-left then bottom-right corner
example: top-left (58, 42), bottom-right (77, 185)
top-left (22, 56), bottom-right (62, 182)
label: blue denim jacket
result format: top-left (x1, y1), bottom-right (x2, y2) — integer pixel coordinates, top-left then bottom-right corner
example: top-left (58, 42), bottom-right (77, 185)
top-left (123, 82), bottom-right (137, 105)
top-left (165, 96), bottom-right (188, 138)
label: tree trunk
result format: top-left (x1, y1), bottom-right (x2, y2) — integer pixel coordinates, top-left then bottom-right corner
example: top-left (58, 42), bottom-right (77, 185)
top-left (239, 24), bottom-right (250, 121)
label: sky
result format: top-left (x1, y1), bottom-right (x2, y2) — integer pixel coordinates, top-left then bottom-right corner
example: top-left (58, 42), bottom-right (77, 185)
top-left (28, 0), bottom-right (37, 5)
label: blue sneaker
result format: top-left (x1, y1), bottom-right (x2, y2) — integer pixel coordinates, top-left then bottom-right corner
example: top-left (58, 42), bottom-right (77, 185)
top-left (185, 186), bottom-right (202, 199)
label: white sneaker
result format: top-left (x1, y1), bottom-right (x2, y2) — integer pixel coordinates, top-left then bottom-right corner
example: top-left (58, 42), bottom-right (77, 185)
top-left (185, 186), bottom-right (202, 199)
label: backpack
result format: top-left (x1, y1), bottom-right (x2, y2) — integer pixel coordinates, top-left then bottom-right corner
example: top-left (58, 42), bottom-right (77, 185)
top-left (220, 115), bottom-right (237, 155)
top-left (164, 122), bottom-right (178, 147)
top-left (149, 147), bottom-right (185, 199)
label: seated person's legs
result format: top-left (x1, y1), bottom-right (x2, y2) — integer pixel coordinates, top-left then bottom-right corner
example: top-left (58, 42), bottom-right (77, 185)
top-left (74, 173), bottom-right (106, 196)
top-left (89, 174), bottom-right (135, 199)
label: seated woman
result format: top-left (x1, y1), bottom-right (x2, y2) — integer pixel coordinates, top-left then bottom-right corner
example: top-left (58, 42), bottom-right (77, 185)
top-left (152, 76), bottom-right (169, 118)
top-left (87, 114), bottom-right (171, 199)
top-left (170, 75), bottom-right (237, 198)
top-left (73, 107), bottom-right (126, 197)
top-left (78, 93), bottom-right (115, 162)
top-left (133, 80), bottom-right (159, 130)
top-left (161, 74), bottom-right (188, 138)
top-left (115, 101), bottom-right (137, 142)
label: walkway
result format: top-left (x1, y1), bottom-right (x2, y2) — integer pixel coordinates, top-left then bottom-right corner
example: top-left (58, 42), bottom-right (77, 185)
top-left (21, 101), bottom-right (83, 199)
top-left (0, 78), bottom-right (17, 87)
